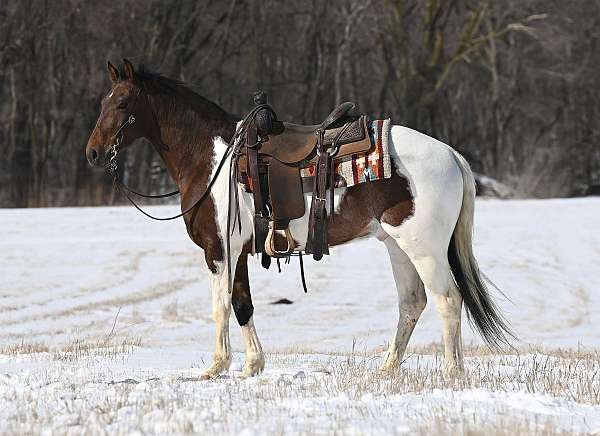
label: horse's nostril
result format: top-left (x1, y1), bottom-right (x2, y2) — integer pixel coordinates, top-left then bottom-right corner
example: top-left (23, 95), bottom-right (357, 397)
top-left (87, 148), bottom-right (101, 167)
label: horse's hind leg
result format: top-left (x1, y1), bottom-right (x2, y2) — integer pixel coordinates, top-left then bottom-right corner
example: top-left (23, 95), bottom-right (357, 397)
top-left (430, 289), bottom-right (463, 376)
top-left (381, 237), bottom-right (427, 371)
top-left (232, 253), bottom-right (265, 378)
top-left (402, 251), bottom-right (464, 376)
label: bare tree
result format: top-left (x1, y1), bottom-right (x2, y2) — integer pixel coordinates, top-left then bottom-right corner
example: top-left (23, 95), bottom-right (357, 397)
top-left (0, 0), bottom-right (598, 207)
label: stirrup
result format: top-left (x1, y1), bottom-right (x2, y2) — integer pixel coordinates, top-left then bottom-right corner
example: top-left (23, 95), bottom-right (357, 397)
top-left (265, 226), bottom-right (295, 258)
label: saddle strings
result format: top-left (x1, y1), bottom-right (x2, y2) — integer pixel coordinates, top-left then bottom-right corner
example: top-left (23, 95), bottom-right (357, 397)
top-left (225, 104), bottom-right (274, 291)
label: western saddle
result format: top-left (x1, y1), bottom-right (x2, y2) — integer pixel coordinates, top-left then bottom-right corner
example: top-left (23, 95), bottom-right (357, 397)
top-left (236, 91), bottom-right (372, 266)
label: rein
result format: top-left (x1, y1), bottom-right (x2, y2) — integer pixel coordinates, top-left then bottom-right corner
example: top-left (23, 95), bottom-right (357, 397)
top-left (106, 99), bottom-right (267, 222)
top-left (107, 91), bottom-right (180, 201)
top-left (107, 133), bottom-right (233, 222)
top-left (106, 96), bottom-right (302, 293)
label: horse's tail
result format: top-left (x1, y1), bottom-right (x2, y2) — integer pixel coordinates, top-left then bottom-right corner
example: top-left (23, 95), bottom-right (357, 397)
top-left (448, 150), bottom-right (514, 348)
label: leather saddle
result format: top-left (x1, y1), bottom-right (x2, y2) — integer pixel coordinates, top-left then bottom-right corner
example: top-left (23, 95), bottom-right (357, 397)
top-left (237, 93), bottom-right (372, 261)
top-left (259, 103), bottom-right (370, 164)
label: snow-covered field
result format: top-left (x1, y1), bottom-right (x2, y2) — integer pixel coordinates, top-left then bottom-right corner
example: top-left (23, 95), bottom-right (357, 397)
top-left (1, 198), bottom-right (600, 435)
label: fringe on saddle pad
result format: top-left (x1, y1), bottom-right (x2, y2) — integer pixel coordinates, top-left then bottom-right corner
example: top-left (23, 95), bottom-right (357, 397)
top-left (299, 118), bottom-right (393, 187)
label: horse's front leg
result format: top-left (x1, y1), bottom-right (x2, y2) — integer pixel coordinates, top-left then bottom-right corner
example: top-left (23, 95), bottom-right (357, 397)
top-left (200, 261), bottom-right (234, 380)
top-left (232, 252), bottom-right (265, 378)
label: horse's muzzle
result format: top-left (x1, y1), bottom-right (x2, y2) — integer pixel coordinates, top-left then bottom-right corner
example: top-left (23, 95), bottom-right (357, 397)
top-left (86, 147), bottom-right (105, 167)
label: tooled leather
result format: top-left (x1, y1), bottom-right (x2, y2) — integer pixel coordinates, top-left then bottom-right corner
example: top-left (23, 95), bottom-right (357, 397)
top-left (236, 116), bottom-right (372, 171)
top-left (322, 117), bottom-right (365, 145)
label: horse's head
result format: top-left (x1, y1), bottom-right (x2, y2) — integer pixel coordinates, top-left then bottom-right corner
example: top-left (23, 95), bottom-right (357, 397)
top-left (86, 59), bottom-right (163, 168)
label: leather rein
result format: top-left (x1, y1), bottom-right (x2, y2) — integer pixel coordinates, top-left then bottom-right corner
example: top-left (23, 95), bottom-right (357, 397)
top-left (105, 90), bottom-right (264, 221)
top-left (105, 95), bottom-right (302, 292)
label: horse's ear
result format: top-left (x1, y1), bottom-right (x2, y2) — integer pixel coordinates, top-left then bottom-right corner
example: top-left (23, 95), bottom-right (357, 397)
top-left (122, 58), bottom-right (136, 81)
top-left (107, 61), bottom-right (119, 83)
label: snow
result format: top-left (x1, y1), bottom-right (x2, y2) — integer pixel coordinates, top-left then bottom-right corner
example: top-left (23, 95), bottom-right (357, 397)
top-left (1, 349), bottom-right (599, 434)
top-left (1, 198), bottom-right (600, 434)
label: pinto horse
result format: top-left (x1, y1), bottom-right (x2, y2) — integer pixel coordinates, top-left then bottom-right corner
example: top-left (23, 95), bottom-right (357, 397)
top-left (86, 60), bottom-right (511, 379)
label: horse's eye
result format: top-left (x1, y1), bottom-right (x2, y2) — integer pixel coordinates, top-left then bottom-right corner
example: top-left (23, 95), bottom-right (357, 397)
top-left (117, 101), bottom-right (128, 110)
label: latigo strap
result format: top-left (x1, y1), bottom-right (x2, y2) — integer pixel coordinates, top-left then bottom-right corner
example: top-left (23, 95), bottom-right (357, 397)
top-left (305, 129), bottom-right (330, 260)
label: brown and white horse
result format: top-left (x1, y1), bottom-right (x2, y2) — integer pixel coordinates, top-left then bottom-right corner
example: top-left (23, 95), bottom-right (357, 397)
top-left (86, 60), bottom-right (511, 379)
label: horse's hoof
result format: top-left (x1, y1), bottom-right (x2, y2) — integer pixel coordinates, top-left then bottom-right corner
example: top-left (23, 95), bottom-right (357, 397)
top-left (200, 357), bottom-right (231, 380)
top-left (241, 356), bottom-right (265, 379)
top-left (241, 368), bottom-right (262, 379)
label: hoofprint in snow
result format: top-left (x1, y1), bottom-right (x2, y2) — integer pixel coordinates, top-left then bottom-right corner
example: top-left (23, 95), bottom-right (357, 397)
top-left (1, 199), bottom-right (600, 434)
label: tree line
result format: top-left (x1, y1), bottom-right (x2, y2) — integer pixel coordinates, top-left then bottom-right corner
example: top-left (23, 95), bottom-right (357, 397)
top-left (1, 0), bottom-right (598, 207)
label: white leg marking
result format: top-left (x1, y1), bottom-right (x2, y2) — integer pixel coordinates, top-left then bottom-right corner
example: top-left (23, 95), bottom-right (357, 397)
top-left (430, 289), bottom-right (464, 377)
top-left (241, 317), bottom-right (265, 378)
top-left (403, 252), bottom-right (464, 377)
top-left (201, 265), bottom-right (233, 380)
top-left (200, 135), bottom-right (253, 380)
top-left (381, 237), bottom-right (427, 371)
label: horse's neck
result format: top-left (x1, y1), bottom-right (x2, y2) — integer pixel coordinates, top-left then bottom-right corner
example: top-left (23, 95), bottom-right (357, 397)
top-left (149, 95), bottom-right (235, 191)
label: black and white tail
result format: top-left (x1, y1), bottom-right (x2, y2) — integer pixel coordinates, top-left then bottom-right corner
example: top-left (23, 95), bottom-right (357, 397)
top-left (448, 151), bottom-right (514, 348)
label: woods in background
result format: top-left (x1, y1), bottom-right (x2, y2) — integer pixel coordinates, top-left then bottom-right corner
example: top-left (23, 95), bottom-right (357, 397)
top-left (1, 0), bottom-right (598, 207)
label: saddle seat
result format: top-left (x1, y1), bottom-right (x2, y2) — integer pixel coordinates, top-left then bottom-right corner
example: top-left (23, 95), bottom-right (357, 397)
top-left (255, 102), bottom-right (371, 164)
top-left (238, 98), bottom-right (373, 260)
top-left (260, 116), bottom-right (371, 165)
top-left (238, 115), bottom-right (371, 171)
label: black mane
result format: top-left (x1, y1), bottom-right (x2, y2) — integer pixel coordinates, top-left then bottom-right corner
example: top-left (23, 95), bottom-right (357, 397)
top-left (116, 64), bottom-right (236, 153)
top-left (129, 66), bottom-right (186, 95)
top-left (118, 64), bottom-right (234, 123)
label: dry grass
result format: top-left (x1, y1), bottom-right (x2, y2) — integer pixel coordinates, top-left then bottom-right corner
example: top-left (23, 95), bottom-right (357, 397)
top-left (407, 341), bottom-right (600, 359)
top-left (1, 343), bottom-right (599, 435)
top-left (0, 308), bottom-right (142, 362)
top-left (0, 341), bottom-right (50, 355)
top-left (341, 353), bottom-right (599, 405)
top-left (51, 336), bottom-right (142, 362)
top-left (266, 343), bottom-right (600, 406)
top-left (4, 338), bottom-right (597, 406)
top-left (0, 336), bottom-right (141, 362)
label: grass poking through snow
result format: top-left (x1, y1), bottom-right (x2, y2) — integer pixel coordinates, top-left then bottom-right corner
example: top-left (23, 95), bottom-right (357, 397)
top-left (1, 340), bottom-right (599, 434)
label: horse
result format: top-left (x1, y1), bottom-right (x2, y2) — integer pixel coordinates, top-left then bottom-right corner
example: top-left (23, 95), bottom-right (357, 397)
top-left (85, 59), bottom-right (512, 379)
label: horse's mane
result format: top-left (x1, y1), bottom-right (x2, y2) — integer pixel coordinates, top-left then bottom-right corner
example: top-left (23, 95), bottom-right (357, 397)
top-left (116, 65), bottom-right (235, 151)
top-left (129, 66), bottom-right (186, 95)
top-left (117, 64), bottom-right (234, 123)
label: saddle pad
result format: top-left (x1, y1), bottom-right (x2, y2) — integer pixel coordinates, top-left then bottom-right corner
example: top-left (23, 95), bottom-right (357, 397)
top-left (300, 118), bottom-right (393, 188)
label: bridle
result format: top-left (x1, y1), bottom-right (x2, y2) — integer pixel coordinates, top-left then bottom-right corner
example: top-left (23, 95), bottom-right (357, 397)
top-left (107, 114), bottom-right (136, 174)
top-left (106, 88), bottom-right (141, 174)
top-left (104, 87), bottom-right (183, 215)
top-left (101, 94), bottom-right (290, 291)
top-left (103, 87), bottom-right (264, 222)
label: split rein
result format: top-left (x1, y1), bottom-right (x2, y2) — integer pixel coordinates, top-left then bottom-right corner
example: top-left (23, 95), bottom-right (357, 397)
top-left (105, 100), bottom-right (268, 221)
top-left (105, 99), bottom-right (307, 292)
